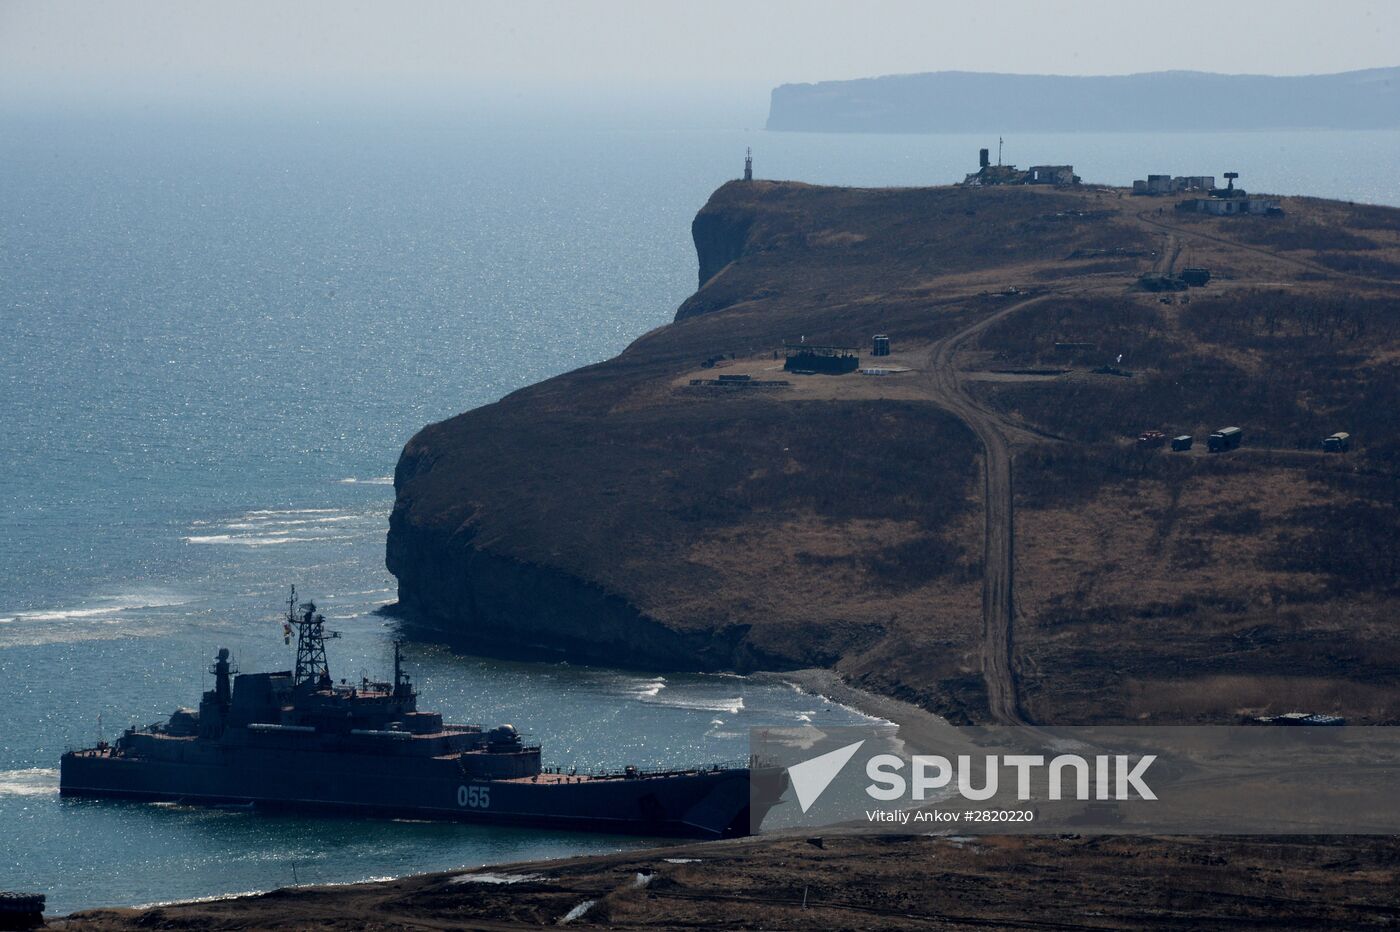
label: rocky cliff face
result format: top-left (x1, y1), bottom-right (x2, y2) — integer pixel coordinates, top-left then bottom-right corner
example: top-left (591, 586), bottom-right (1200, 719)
top-left (387, 439), bottom-right (786, 672)
top-left (387, 179), bottom-right (1400, 724)
top-left (690, 195), bottom-right (756, 289)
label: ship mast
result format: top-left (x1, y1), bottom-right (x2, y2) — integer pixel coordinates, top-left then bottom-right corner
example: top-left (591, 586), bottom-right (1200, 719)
top-left (285, 585), bottom-right (339, 689)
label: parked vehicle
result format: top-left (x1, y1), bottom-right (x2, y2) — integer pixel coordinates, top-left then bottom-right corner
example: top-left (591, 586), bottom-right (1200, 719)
top-left (1207, 426), bottom-right (1243, 452)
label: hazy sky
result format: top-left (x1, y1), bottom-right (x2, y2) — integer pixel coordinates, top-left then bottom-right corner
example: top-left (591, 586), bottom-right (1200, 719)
top-left (3, 0), bottom-right (1397, 117)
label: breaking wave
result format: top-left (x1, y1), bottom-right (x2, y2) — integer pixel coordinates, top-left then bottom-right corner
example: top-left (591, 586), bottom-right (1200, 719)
top-left (183, 534), bottom-right (323, 547)
top-left (1, 593), bottom-right (193, 624)
top-left (182, 508), bottom-right (375, 547)
top-left (639, 693), bottom-right (744, 714)
top-left (627, 677), bottom-right (667, 699)
top-left (0, 768), bottom-right (59, 797)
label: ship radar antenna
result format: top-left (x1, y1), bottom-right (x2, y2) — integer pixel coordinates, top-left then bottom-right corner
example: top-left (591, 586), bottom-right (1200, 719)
top-left (393, 639), bottom-right (412, 698)
top-left (285, 586), bottom-right (339, 689)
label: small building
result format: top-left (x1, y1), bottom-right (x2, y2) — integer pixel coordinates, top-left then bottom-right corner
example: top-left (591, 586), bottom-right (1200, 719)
top-left (1028, 165), bottom-right (1077, 185)
top-left (1180, 267), bottom-right (1211, 286)
top-left (783, 344), bottom-right (859, 375)
top-left (1131, 174), bottom-right (1217, 196)
top-left (1191, 196), bottom-right (1281, 216)
top-left (1146, 174), bottom-right (1174, 195)
top-left (962, 147), bottom-right (1077, 186)
top-left (871, 334), bottom-right (891, 357)
top-left (1322, 432), bottom-right (1350, 453)
top-left (1207, 426), bottom-right (1243, 452)
top-left (1171, 435), bottom-right (1193, 451)
top-left (1176, 175), bottom-right (1215, 191)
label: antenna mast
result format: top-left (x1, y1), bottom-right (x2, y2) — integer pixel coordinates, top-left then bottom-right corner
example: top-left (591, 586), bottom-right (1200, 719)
top-left (285, 585), bottom-right (339, 689)
top-left (998, 137), bottom-right (1003, 167)
top-left (392, 640), bottom-right (413, 698)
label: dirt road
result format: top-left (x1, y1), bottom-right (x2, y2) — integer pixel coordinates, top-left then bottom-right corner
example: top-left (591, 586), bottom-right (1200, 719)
top-left (923, 295), bottom-right (1050, 725)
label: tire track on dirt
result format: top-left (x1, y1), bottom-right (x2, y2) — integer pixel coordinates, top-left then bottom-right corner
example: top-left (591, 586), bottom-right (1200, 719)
top-left (924, 296), bottom-right (1051, 725)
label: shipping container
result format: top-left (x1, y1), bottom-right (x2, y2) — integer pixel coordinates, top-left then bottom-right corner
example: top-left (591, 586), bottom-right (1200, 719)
top-left (1207, 426), bottom-right (1243, 452)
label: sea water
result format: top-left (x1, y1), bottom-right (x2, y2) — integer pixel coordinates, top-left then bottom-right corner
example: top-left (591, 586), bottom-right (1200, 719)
top-left (2, 112), bottom-right (1397, 913)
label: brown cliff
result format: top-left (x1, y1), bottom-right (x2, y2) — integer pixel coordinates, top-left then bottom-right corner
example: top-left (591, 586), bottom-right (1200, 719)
top-left (389, 179), bottom-right (1400, 725)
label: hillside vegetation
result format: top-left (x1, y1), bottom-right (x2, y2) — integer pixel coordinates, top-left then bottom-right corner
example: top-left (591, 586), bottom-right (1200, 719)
top-left (390, 178), bottom-right (1400, 725)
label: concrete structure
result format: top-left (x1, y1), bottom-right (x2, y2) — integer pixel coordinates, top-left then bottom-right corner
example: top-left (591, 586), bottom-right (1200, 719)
top-left (1184, 196), bottom-right (1280, 216)
top-left (1132, 174), bottom-right (1217, 195)
top-left (1028, 165), bottom-right (1076, 185)
top-left (963, 147), bottom-right (1077, 186)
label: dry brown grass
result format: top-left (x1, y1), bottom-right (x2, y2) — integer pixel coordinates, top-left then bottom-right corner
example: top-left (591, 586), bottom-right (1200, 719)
top-left (64, 834), bottom-right (1400, 929)
top-left (392, 180), bottom-right (1400, 725)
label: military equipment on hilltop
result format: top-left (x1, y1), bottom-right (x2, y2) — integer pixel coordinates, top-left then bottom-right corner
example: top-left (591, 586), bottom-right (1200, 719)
top-left (783, 343), bottom-right (859, 375)
top-left (1137, 430), bottom-right (1166, 448)
top-left (1208, 426), bottom-right (1243, 452)
top-left (60, 587), bottom-right (785, 839)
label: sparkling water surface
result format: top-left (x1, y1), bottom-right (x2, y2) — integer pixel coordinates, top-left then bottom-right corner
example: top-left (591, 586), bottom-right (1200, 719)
top-left (2, 113), bottom-right (1397, 913)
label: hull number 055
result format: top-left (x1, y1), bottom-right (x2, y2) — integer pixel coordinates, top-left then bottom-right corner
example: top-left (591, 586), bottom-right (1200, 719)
top-left (457, 785), bottom-right (491, 809)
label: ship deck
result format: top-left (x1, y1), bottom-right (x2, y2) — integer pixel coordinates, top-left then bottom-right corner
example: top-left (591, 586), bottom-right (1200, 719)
top-left (494, 766), bottom-right (740, 784)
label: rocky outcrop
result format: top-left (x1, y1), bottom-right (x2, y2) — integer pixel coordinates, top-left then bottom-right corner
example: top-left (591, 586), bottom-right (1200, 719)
top-left (690, 192), bottom-right (757, 289)
top-left (386, 500), bottom-right (789, 673)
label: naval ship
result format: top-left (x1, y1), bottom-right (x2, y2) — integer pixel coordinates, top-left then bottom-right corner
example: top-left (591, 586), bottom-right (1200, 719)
top-left (60, 589), bottom-right (786, 838)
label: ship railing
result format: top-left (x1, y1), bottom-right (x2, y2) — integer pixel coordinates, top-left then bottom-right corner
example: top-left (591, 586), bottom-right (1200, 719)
top-left (571, 758), bottom-right (752, 780)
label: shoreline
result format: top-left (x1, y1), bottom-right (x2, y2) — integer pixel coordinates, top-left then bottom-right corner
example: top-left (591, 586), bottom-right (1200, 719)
top-left (55, 666), bottom-right (915, 921)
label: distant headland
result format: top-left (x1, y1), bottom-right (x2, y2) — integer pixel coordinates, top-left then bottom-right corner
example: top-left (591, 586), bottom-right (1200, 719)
top-left (766, 67), bottom-right (1400, 133)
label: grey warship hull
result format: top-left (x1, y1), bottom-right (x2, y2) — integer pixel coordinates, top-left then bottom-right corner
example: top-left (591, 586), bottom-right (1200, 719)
top-left (59, 589), bottom-right (785, 838)
top-left (61, 748), bottom-right (777, 838)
